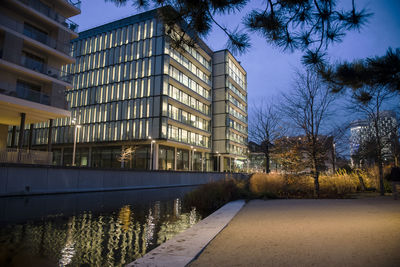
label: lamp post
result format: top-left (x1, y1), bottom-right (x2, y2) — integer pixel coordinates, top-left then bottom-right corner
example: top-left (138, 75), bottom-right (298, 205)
top-left (190, 146), bottom-right (193, 171)
top-left (332, 143), bottom-right (336, 172)
top-left (72, 119), bottom-right (81, 166)
top-left (247, 150), bottom-right (250, 173)
top-left (216, 151), bottom-right (219, 172)
top-left (149, 136), bottom-right (155, 170)
top-left (193, 148), bottom-right (196, 171)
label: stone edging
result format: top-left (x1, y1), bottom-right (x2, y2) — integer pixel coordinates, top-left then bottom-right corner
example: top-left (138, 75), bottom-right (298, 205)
top-left (127, 200), bottom-right (246, 267)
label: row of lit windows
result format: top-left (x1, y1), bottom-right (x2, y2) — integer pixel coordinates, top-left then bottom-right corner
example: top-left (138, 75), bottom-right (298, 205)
top-left (169, 47), bottom-right (211, 85)
top-left (228, 106), bottom-right (247, 124)
top-left (168, 85), bottom-right (210, 115)
top-left (227, 131), bottom-right (248, 146)
top-left (71, 58), bottom-right (153, 90)
top-left (228, 93), bottom-right (246, 113)
top-left (228, 119), bottom-right (247, 135)
top-left (167, 125), bottom-right (210, 148)
top-left (67, 98), bottom-right (152, 125)
top-left (169, 66), bottom-right (210, 100)
top-left (72, 20), bottom-right (155, 57)
top-left (228, 143), bottom-right (247, 156)
top-left (168, 104), bottom-right (210, 132)
top-left (34, 119), bottom-right (152, 145)
top-left (227, 80), bottom-right (246, 102)
top-left (67, 78), bottom-right (152, 107)
top-left (228, 58), bottom-right (246, 89)
top-left (165, 33), bottom-right (211, 70)
top-left (71, 40), bottom-right (154, 74)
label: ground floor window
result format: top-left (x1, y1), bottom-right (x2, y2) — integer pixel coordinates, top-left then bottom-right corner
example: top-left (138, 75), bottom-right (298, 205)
top-left (177, 149), bottom-right (189, 171)
top-left (193, 151), bottom-right (202, 171)
top-left (158, 145), bottom-right (175, 170)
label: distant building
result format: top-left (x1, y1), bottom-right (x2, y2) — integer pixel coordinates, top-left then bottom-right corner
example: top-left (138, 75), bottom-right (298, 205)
top-left (25, 8), bottom-right (248, 171)
top-left (350, 110), bottom-right (399, 166)
top-left (250, 136), bottom-right (335, 174)
top-left (0, 0), bottom-right (80, 164)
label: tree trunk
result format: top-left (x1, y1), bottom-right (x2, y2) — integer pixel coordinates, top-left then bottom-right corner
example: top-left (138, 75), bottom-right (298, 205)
top-left (265, 145), bottom-right (270, 173)
top-left (356, 169), bottom-right (366, 192)
top-left (378, 159), bottom-right (385, 196)
top-left (313, 171), bottom-right (320, 198)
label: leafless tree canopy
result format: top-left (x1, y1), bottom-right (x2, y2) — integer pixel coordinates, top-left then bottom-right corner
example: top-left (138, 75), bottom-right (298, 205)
top-left (280, 70), bottom-right (336, 197)
top-left (249, 100), bottom-right (286, 172)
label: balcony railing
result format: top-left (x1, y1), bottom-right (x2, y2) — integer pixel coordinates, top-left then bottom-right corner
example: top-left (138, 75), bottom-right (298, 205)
top-left (0, 14), bottom-right (72, 54)
top-left (0, 148), bottom-right (53, 165)
top-left (21, 56), bottom-right (72, 83)
top-left (18, 0), bottom-right (79, 33)
top-left (16, 84), bottom-right (50, 105)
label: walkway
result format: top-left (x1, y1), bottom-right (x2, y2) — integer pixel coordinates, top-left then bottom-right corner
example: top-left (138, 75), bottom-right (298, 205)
top-left (189, 198), bottom-right (400, 267)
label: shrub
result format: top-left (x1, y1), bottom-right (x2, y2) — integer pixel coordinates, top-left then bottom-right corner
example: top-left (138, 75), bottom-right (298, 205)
top-left (183, 178), bottom-right (250, 216)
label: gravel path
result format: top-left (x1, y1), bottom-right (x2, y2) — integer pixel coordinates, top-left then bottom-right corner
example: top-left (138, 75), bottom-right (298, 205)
top-left (189, 198), bottom-right (400, 267)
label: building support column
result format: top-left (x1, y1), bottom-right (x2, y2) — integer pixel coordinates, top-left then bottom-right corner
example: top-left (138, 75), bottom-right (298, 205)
top-left (11, 126), bottom-right (16, 148)
top-left (121, 145), bottom-right (125, 168)
top-left (174, 147), bottom-right (177, 170)
top-left (0, 124), bottom-right (8, 149)
top-left (28, 124), bottom-right (34, 150)
top-left (88, 146), bottom-right (92, 167)
top-left (201, 152), bottom-right (204, 172)
top-left (47, 119), bottom-right (53, 152)
top-left (60, 147), bottom-right (64, 166)
top-left (18, 113), bottom-right (25, 150)
top-left (153, 143), bottom-right (158, 170)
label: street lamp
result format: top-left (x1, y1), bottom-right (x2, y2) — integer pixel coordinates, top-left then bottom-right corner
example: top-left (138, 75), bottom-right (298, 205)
top-left (190, 146), bottom-right (193, 171)
top-left (216, 151), bottom-right (219, 172)
top-left (149, 136), bottom-right (155, 170)
top-left (193, 148), bottom-right (196, 171)
top-left (247, 150), bottom-right (250, 173)
top-left (72, 120), bottom-right (81, 166)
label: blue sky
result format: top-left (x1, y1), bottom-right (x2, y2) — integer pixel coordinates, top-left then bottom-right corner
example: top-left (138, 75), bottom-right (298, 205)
top-left (73, 0), bottom-right (400, 122)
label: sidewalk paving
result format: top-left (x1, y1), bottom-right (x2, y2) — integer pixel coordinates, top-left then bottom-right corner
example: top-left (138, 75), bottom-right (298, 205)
top-left (189, 197), bottom-right (400, 267)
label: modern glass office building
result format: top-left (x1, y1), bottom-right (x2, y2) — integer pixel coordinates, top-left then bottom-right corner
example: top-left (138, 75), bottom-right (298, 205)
top-left (27, 8), bottom-right (248, 171)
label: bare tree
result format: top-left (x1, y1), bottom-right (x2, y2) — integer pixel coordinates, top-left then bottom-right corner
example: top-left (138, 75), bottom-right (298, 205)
top-left (249, 101), bottom-right (285, 173)
top-left (347, 87), bottom-right (398, 195)
top-left (281, 70), bottom-right (336, 197)
top-left (119, 146), bottom-right (138, 168)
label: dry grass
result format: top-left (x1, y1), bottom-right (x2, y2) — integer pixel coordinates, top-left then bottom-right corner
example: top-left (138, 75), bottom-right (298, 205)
top-left (250, 168), bottom-right (387, 198)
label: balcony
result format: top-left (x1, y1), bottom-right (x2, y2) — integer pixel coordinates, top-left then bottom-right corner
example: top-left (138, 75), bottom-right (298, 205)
top-left (18, 0), bottom-right (79, 33)
top-left (21, 55), bottom-right (72, 83)
top-left (16, 83), bottom-right (50, 105)
top-left (0, 148), bottom-right (53, 165)
top-left (0, 14), bottom-right (72, 55)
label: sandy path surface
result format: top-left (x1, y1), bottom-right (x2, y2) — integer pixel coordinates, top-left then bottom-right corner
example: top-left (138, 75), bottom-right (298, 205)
top-left (189, 198), bottom-right (400, 267)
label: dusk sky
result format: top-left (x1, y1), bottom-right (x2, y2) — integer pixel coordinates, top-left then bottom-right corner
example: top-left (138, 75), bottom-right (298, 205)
top-left (73, 0), bottom-right (400, 118)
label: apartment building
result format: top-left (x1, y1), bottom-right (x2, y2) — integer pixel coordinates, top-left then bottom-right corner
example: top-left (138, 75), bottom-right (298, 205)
top-left (28, 8), bottom-right (248, 171)
top-left (0, 0), bottom-right (80, 163)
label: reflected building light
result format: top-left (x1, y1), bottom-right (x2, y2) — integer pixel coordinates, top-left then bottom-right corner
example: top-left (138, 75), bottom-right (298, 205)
top-left (189, 207), bottom-right (199, 226)
top-left (145, 208), bottom-right (155, 247)
top-left (59, 218), bottom-right (77, 266)
top-left (174, 198), bottom-right (181, 217)
top-left (154, 201), bottom-right (161, 221)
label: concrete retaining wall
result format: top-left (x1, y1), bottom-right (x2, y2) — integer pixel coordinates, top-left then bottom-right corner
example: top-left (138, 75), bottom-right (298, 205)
top-left (0, 164), bottom-right (249, 197)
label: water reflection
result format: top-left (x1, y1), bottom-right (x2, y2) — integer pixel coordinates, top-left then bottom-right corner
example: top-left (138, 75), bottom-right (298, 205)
top-left (0, 187), bottom-right (201, 266)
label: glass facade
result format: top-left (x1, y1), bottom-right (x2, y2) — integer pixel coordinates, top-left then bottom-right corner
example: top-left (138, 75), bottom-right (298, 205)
top-left (24, 9), bottom-right (247, 172)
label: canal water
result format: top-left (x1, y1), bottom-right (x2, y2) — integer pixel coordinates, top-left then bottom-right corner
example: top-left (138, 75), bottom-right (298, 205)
top-left (0, 186), bottom-right (201, 266)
